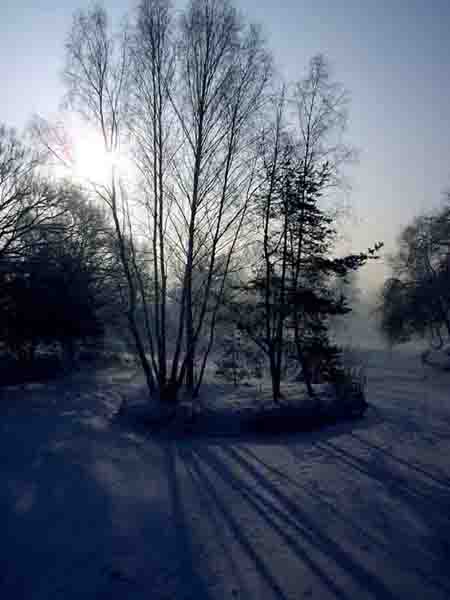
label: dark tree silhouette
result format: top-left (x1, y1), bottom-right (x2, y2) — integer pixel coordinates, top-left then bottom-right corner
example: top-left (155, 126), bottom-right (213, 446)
top-left (62, 0), bottom-right (271, 403)
top-left (380, 203), bottom-right (450, 348)
top-left (0, 187), bottom-right (121, 372)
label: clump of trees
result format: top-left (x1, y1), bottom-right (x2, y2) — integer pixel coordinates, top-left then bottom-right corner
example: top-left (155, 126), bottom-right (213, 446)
top-left (20, 0), bottom-right (381, 402)
top-left (0, 126), bottom-right (122, 375)
top-left (57, 0), bottom-right (273, 401)
top-left (379, 200), bottom-right (450, 348)
top-left (230, 57), bottom-right (381, 400)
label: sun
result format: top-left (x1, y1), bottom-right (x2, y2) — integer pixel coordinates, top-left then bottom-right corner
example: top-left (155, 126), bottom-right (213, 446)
top-left (72, 129), bottom-right (122, 186)
top-left (51, 119), bottom-right (133, 187)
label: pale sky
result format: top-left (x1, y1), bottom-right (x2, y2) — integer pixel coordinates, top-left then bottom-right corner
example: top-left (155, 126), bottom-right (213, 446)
top-left (2, 0), bottom-right (450, 295)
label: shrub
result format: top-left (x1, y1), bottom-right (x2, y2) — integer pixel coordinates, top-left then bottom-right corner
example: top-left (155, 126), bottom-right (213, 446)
top-left (330, 347), bottom-right (368, 417)
top-left (215, 332), bottom-right (254, 386)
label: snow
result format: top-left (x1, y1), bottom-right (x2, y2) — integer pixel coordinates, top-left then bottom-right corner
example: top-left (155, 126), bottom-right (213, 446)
top-left (1, 349), bottom-right (450, 599)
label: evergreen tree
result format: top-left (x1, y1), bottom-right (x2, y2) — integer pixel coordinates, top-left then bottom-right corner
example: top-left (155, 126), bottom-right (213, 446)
top-left (235, 145), bottom-right (382, 399)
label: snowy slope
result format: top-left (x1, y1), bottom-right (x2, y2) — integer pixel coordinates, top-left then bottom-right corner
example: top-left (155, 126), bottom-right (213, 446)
top-left (0, 350), bottom-right (449, 599)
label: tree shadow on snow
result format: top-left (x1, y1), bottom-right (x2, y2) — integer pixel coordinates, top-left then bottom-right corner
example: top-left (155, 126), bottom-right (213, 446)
top-left (2, 361), bottom-right (450, 600)
top-left (167, 427), bottom-right (450, 600)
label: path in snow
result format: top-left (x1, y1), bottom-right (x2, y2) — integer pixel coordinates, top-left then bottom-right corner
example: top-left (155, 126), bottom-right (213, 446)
top-left (1, 349), bottom-right (449, 599)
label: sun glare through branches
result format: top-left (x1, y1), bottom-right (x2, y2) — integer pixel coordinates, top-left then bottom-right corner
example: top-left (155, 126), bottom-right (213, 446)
top-left (49, 120), bottom-right (133, 187)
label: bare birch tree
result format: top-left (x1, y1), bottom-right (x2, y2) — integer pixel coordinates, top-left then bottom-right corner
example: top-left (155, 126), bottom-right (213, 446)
top-left (170, 0), bottom-right (272, 395)
top-left (62, 0), bottom-right (271, 402)
top-left (287, 55), bottom-right (354, 391)
top-left (127, 0), bottom-right (176, 400)
top-left (64, 5), bottom-right (157, 394)
top-left (233, 92), bottom-right (288, 401)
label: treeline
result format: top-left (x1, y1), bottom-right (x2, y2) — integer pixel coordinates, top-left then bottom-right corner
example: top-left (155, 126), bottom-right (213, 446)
top-left (2, 0), bottom-right (382, 398)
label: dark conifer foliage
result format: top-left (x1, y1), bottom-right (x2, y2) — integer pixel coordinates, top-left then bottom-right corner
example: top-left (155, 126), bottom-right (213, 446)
top-left (235, 145), bottom-right (382, 399)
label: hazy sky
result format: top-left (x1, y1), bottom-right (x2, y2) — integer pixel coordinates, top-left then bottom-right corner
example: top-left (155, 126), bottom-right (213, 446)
top-left (2, 0), bottom-right (450, 294)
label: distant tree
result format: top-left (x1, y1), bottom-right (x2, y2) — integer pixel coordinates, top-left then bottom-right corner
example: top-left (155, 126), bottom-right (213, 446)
top-left (328, 269), bottom-right (361, 338)
top-left (379, 277), bottom-right (417, 346)
top-left (379, 203), bottom-right (450, 348)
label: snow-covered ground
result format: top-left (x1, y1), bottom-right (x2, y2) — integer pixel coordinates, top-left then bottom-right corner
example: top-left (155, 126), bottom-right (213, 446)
top-left (1, 348), bottom-right (450, 599)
